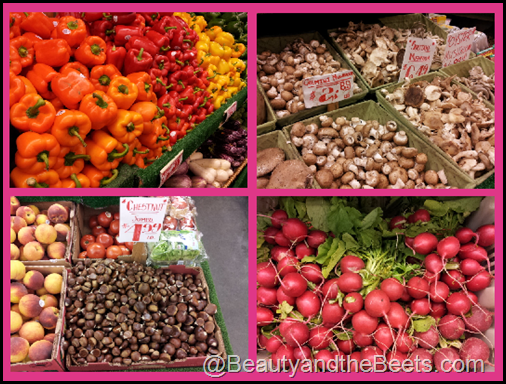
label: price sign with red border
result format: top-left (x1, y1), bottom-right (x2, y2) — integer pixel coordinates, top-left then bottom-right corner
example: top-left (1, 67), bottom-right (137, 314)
top-left (118, 197), bottom-right (168, 242)
top-left (442, 28), bottom-right (476, 68)
top-left (302, 70), bottom-right (354, 108)
top-left (220, 101), bottom-right (238, 127)
top-left (159, 150), bottom-right (184, 187)
top-left (398, 37), bottom-right (437, 82)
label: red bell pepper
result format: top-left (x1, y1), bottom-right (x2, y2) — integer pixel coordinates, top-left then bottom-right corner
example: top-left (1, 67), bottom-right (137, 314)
top-left (105, 42), bottom-right (126, 72)
top-left (149, 69), bottom-right (169, 97)
top-left (145, 29), bottom-right (171, 53)
top-left (131, 14), bottom-right (145, 28)
top-left (153, 54), bottom-right (171, 76)
top-left (158, 93), bottom-right (177, 119)
top-left (107, 12), bottom-right (137, 26)
top-left (125, 36), bottom-right (159, 57)
top-left (152, 15), bottom-right (187, 35)
top-left (141, 12), bottom-right (160, 26)
top-left (168, 70), bottom-right (189, 93)
top-left (123, 47), bottom-right (153, 75)
top-left (81, 12), bottom-right (104, 23)
top-left (114, 25), bottom-right (144, 46)
top-left (90, 20), bottom-right (114, 41)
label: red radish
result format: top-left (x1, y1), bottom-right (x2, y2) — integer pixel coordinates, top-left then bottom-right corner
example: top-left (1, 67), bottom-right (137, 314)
top-left (423, 270), bottom-right (440, 283)
top-left (407, 277), bottom-right (429, 299)
top-left (264, 227), bottom-right (279, 245)
top-left (460, 337), bottom-right (491, 370)
top-left (429, 302), bottom-right (447, 319)
top-left (321, 278), bottom-right (340, 300)
top-left (423, 253), bottom-right (444, 273)
top-left (364, 290), bottom-right (391, 317)
top-left (271, 246), bottom-right (294, 262)
top-left (437, 236), bottom-right (460, 259)
top-left (265, 335), bottom-right (283, 353)
top-left (281, 273), bottom-right (307, 298)
top-left (284, 322), bottom-right (310, 347)
top-left (257, 287), bottom-right (278, 306)
top-left (360, 346), bottom-right (384, 365)
top-left (257, 307), bottom-right (274, 326)
top-left (395, 331), bottom-right (414, 353)
top-left (351, 310), bottom-right (378, 335)
top-left (399, 286), bottom-right (412, 302)
top-left (390, 216), bottom-right (406, 230)
top-left (258, 333), bottom-right (268, 349)
top-left (380, 278), bottom-right (404, 301)
top-left (476, 224), bottom-right (494, 247)
top-left (338, 272), bottom-right (363, 293)
top-left (308, 326), bottom-right (332, 350)
top-left (438, 314), bottom-right (465, 340)
top-left (460, 259), bottom-right (485, 276)
top-left (274, 231), bottom-right (291, 247)
top-left (458, 243), bottom-right (488, 262)
top-left (270, 210), bottom-right (288, 228)
top-left (279, 317), bottom-right (299, 337)
top-left (343, 292), bottom-right (364, 313)
top-left (274, 345), bottom-right (295, 368)
top-left (383, 302), bottom-right (409, 329)
top-left (455, 227), bottom-right (478, 244)
top-left (413, 233), bottom-right (438, 255)
top-left (257, 262), bottom-right (278, 288)
top-left (295, 242), bottom-right (315, 260)
top-left (386, 350), bottom-right (408, 365)
top-left (277, 286), bottom-right (295, 306)
top-left (466, 271), bottom-right (493, 292)
top-left (277, 256), bottom-right (298, 278)
top-left (300, 263), bottom-right (323, 284)
top-left (415, 326), bottom-right (439, 349)
top-left (293, 345), bottom-right (312, 360)
top-left (446, 292), bottom-right (471, 316)
top-left (442, 270), bottom-right (466, 290)
top-left (466, 291), bottom-right (479, 305)
top-left (405, 236), bottom-right (415, 248)
top-left (408, 348), bottom-right (433, 371)
top-left (463, 305), bottom-right (494, 332)
top-left (314, 349), bottom-right (333, 370)
top-left (295, 290), bottom-right (321, 318)
top-left (373, 323), bottom-right (395, 351)
top-left (337, 338), bottom-right (355, 354)
top-left (348, 351), bottom-right (362, 372)
top-left (322, 301), bottom-right (345, 326)
top-left (408, 209), bottom-right (430, 224)
top-left (434, 347), bottom-right (460, 372)
top-left (428, 281), bottom-right (449, 303)
top-left (307, 230), bottom-right (327, 248)
top-left (282, 218), bottom-right (307, 242)
top-left (353, 331), bottom-right (373, 347)
top-left (340, 255), bottom-right (365, 273)
top-left (332, 350), bottom-right (347, 369)
top-left (410, 298), bottom-right (431, 316)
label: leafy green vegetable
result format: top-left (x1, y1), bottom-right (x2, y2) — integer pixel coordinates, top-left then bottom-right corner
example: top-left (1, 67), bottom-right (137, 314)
top-left (306, 197), bottom-right (331, 232)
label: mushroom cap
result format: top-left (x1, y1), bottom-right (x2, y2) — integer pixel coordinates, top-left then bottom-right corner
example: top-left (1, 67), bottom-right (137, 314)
top-left (257, 148), bottom-right (286, 177)
top-left (317, 128), bottom-right (339, 140)
top-left (405, 86), bottom-right (425, 108)
top-left (424, 85), bottom-right (442, 101)
top-left (266, 160), bottom-right (313, 189)
top-left (291, 122), bottom-right (306, 137)
top-left (315, 169), bottom-right (334, 188)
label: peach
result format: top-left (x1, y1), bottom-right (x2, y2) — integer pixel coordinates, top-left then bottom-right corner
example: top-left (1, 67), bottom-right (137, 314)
top-left (28, 340), bottom-right (53, 361)
top-left (11, 260), bottom-right (25, 280)
top-left (11, 227), bottom-right (16, 243)
top-left (35, 214), bottom-right (50, 226)
top-left (44, 333), bottom-right (56, 344)
top-left (44, 273), bottom-right (63, 294)
top-left (10, 337), bottom-right (29, 363)
top-left (19, 294), bottom-right (43, 318)
top-left (11, 311), bottom-right (23, 333)
top-left (54, 223), bottom-right (70, 242)
top-left (19, 246), bottom-right (28, 261)
top-left (47, 242), bottom-right (66, 260)
top-left (36, 287), bottom-right (48, 296)
top-left (11, 282), bottom-right (28, 304)
top-left (23, 270), bottom-right (45, 290)
top-left (11, 304), bottom-right (30, 322)
top-left (11, 216), bottom-right (27, 234)
top-left (11, 244), bottom-right (21, 260)
top-left (17, 206), bottom-right (36, 225)
top-left (47, 203), bottom-right (68, 224)
top-left (19, 321), bottom-right (45, 344)
top-left (10, 197), bottom-right (21, 215)
top-left (35, 224), bottom-right (57, 244)
top-left (39, 307), bottom-right (59, 329)
top-left (17, 226), bottom-right (36, 245)
top-left (41, 209), bottom-right (48, 216)
top-left (22, 241), bottom-right (45, 261)
top-left (39, 294), bottom-right (58, 309)
top-left (28, 205), bottom-right (40, 215)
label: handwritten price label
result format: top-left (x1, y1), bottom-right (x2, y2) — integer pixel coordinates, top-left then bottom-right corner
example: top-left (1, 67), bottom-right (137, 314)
top-left (118, 197), bottom-right (168, 242)
top-left (442, 28), bottom-right (476, 68)
top-left (220, 101), bottom-right (238, 127)
top-left (302, 70), bottom-right (355, 109)
top-left (159, 150), bottom-right (184, 187)
top-left (398, 37), bottom-right (436, 82)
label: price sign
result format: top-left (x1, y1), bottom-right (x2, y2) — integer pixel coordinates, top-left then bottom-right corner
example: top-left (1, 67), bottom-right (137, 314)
top-left (159, 150), bottom-right (184, 187)
top-left (398, 37), bottom-right (437, 82)
top-left (118, 197), bottom-right (169, 242)
top-left (442, 28), bottom-right (476, 68)
top-left (302, 70), bottom-right (354, 109)
top-left (221, 101), bottom-right (237, 126)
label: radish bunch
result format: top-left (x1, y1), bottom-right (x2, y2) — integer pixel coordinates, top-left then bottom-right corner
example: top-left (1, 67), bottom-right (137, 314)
top-left (257, 207), bottom-right (495, 372)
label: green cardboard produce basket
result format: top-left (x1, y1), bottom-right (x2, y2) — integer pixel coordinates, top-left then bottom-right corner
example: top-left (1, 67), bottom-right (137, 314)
top-left (257, 80), bottom-right (277, 135)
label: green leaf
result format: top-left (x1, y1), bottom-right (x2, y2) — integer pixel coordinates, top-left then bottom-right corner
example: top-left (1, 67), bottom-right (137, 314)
top-left (327, 207), bottom-right (354, 237)
top-left (280, 197), bottom-right (297, 218)
top-left (276, 301), bottom-right (294, 320)
top-left (294, 200), bottom-right (307, 220)
top-left (333, 330), bottom-right (353, 340)
top-left (361, 207), bottom-right (383, 230)
top-left (342, 233), bottom-right (359, 250)
top-left (261, 324), bottom-right (279, 339)
top-left (315, 237), bottom-right (339, 264)
top-left (257, 246), bottom-right (270, 263)
top-left (412, 316), bottom-right (436, 333)
top-left (423, 200), bottom-right (449, 217)
top-left (257, 231), bottom-right (265, 248)
top-left (322, 240), bottom-right (346, 278)
top-left (442, 197), bottom-right (483, 214)
top-left (358, 228), bottom-right (382, 249)
top-left (306, 197), bottom-right (331, 232)
top-left (301, 256), bottom-right (316, 264)
top-left (257, 214), bottom-right (272, 232)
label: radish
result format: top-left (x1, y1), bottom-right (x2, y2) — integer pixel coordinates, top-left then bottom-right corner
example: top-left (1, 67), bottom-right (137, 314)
top-left (340, 255), bottom-right (365, 273)
top-left (271, 246), bottom-right (294, 262)
top-left (300, 263), bottom-right (323, 284)
top-left (308, 326), bottom-right (331, 350)
top-left (415, 326), bottom-right (439, 349)
top-left (434, 347), bottom-right (460, 372)
top-left (455, 227), bottom-right (478, 244)
top-left (459, 259), bottom-right (485, 276)
top-left (442, 270), bottom-right (466, 290)
top-left (348, 351), bottom-right (362, 372)
top-left (428, 281), bottom-right (450, 303)
top-left (423, 270), bottom-right (440, 283)
top-left (386, 351), bottom-right (408, 365)
top-left (343, 292), bottom-right (364, 313)
top-left (279, 317), bottom-right (299, 337)
top-left (307, 230), bottom-right (327, 248)
top-left (466, 291), bottom-right (479, 305)
top-left (463, 305), bottom-right (494, 332)
top-left (295, 290), bottom-right (321, 318)
top-left (383, 302), bottom-right (409, 329)
top-left (338, 272), bottom-right (363, 293)
top-left (407, 277), bottom-right (429, 299)
top-left (277, 255), bottom-right (298, 278)
top-left (295, 242), bottom-right (315, 260)
top-left (466, 270), bottom-right (493, 292)
top-left (476, 224), bottom-right (494, 247)
top-left (274, 230), bottom-right (291, 247)
top-left (373, 323), bottom-right (395, 351)
top-left (282, 218), bottom-right (307, 242)
top-left (264, 227), bottom-right (279, 244)
top-left (413, 233), bottom-right (438, 255)
top-left (281, 273), bottom-right (307, 298)
top-left (364, 290), bottom-right (391, 317)
top-left (436, 236), bottom-right (460, 259)
top-left (353, 331), bottom-right (373, 347)
top-left (332, 350), bottom-right (347, 370)
top-left (284, 322), bottom-right (310, 347)
top-left (352, 310), bottom-right (378, 335)
top-left (277, 286), bottom-right (295, 306)
top-left (321, 278), bottom-right (340, 300)
top-left (380, 277), bottom-right (404, 301)
top-left (360, 346), bottom-right (384, 366)
top-left (293, 345), bottom-right (312, 360)
top-left (257, 262), bottom-right (278, 288)
top-left (458, 243), bottom-right (488, 263)
top-left (405, 236), bottom-right (415, 249)
top-left (446, 292), bottom-right (471, 316)
top-left (389, 215), bottom-right (406, 230)
top-left (399, 286), bottom-right (412, 302)
top-left (314, 349), bottom-right (333, 370)
top-left (274, 345), bottom-right (295, 368)
top-left (337, 338), bottom-right (355, 354)
top-left (322, 301), bottom-right (345, 326)
top-left (429, 302), bottom-right (447, 319)
top-left (258, 333), bottom-right (268, 349)
top-left (460, 337), bottom-right (491, 370)
top-left (257, 307), bottom-right (274, 326)
top-left (438, 314), bottom-right (465, 340)
top-left (408, 348), bottom-right (433, 370)
top-left (423, 253), bottom-right (444, 274)
top-left (270, 209), bottom-right (288, 228)
top-left (410, 298), bottom-right (431, 316)
top-left (265, 335), bottom-right (283, 353)
top-left (408, 209), bottom-right (430, 224)
top-left (257, 287), bottom-right (278, 306)
top-left (395, 331), bottom-right (415, 353)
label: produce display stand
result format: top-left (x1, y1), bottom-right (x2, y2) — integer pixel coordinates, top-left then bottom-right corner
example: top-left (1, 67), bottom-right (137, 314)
top-left (256, 80), bottom-right (277, 136)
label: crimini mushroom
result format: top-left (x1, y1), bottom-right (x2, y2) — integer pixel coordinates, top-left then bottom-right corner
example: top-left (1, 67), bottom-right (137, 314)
top-left (393, 131), bottom-right (408, 146)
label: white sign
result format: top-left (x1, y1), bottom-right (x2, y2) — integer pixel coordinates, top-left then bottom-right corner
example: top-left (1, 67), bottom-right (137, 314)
top-left (302, 70), bottom-right (354, 108)
top-left (442, 28), bottom-right (476, 68)
top-left (159, 150), bottom-right (184, 187)
top-left (221, 101), bottom-right (237, 126)
top-left (118, 197), bottom-right (168, 242)
top-left (398, 37), bottom-right (437, 82)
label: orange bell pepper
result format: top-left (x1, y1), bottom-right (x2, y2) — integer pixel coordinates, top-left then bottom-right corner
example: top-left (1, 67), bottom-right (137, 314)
top-left (106, 76), bottom-right (139, 109)
top-left (20, 12), bottom-right (54, 39)
top-left (9, 71), bottom-right (25, 108)
top-left (15, 132), bottom-right (61, 172)
top-left (10, 94), bottom-right (55, 133)
top-left (51, 110), bottom-right (92, 147)
top-left (10, 46), bottom-right (22, 75)
top-left (26, 63), bottom-right (58, 99)
top-left (19, 76), bottom-right (36, 94)
top-left (60, 62), bottom-right (90, 78)
top-left (82, 165), bottom-right (119, 188)
top-left (107, 109), bottom-right (144, 144)
top-left (51, 68), bottom-right (95, 110)
top-left (122, 138), bottom-right (149, 165)
top-left (56, 16), bottom-right (87, 47)
top-left (129, 102), bottom-right (165, 135)
top-left (10, 168), bottom-right (61, 188)
top-left (49, 97), bottom-right (65, 111)
top-left (61, 173), bottom-right (91, 188)
top-left (85, 130), bottom-right (129, 171)
top-left (138, 118), bottom-right (170, 149)
top-left (53, 144), bottom-right (90, 179)
top-left (75, 36), bottom-right (107, 67)
top-left (126, 72), bottom-right (153, 101)
top-left (34, 38), bottom-right (72, 67)
top-left (10, 13), bottom-right (27, 39)
top-left (90, 64), bottom-right (122, 93)
top-left (10, 36), bottom-right (34, 68)
top-left (21, 32), bottom-right (44, 45)
top-left (79, 91), bottom-right (118, 130)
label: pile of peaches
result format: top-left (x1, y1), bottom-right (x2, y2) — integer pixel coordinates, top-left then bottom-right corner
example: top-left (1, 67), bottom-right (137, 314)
top-left (10, 198), bottom-right (71, 262)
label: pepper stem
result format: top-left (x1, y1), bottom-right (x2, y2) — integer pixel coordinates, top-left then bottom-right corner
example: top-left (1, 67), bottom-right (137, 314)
top-left (93, 93), bottom-right (108, 109)
top-left (64, 152), bottom-right (91, 166)
top-left (136, 48), bottom-right (144, 61)
top-left (67, 21), bottom-right (79, 30)
top-left (18, 46), bottom-right (28, 58)
top-left (100, 169), bottom-right (119, 187)
top-left (118, 84), bottom-right (129, 94)
top-left (154, 106), bottom-right (165, 119)
top-left (144, 82), bottom-right (151, 92)
top-left (70, 173), bottom-right (82, 188)
top-left (90, 44), bottom-right (103, 56)
top-left (133, 148), bottom-right (149, 155)
top-left (26, 98), bottom-right (46, 119)
top-left (37, 151), bottom-right (50, 170)
top-left (178, 80), bottom-right (185, 89)
top-left (26, 177), bottom-right (48, 188)
top-left (107, 143), bottom-right (129, 161)
top-left (156, 136), bottom-right (169, 142)
top-left (126, 122), bottom-right (136, 132)
top-left (179, 96), bottom-right (188, 102)
top-left (160, 45), bottom-right (170, 52)
top-left (68, 126), bottom-right (87, 147)
top-left (99, 75), bottom-right (111, 86)
top-left (156, 78), bottom-right (166, 86)
top-left (164, 26), bottom-right (177, 31)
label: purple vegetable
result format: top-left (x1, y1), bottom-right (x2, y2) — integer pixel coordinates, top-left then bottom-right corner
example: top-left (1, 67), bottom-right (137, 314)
top-left (206, 184), bottom-right (217, 188)
top-left (191, 176), bottom-right (207, 188)
top-left (172, 161), bottom-right (189, 176)
top-left (164, 174), bottom-right (191, 188)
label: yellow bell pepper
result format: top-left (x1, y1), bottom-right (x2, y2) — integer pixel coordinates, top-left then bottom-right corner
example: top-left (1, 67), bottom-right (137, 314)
top-left (229, 58), bottom-right (246, 74)
top-left (222, 46), bottom-right (232, 61)
top-left (217, 59), bottom-right (231, 75)
top-left (196, 41), bottom-right (209, 53)
top-left (213, 95), bottom-right (226, 109)
top-left (215, 32), bottom-right (234, 47)
top-left (209, 41), bottom-right (225, 58)
top-left (205, 26), bottom-right (222, 41)
top-left (173, 12), bottom-right (191, 24)
top-left (192, 16), bottom-right (207, 32)
top-left (231, 43), bottom-right (246, 58)
top-left (198, 33), bottom-right (211, 43)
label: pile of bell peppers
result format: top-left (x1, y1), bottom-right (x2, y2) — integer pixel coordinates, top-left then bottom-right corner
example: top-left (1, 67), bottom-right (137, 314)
top-left (9, 11), bottom-right (246, 188)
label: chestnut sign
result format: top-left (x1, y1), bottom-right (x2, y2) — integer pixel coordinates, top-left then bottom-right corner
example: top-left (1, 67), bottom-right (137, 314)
top-left (118, 197), bottom-right (168, 242)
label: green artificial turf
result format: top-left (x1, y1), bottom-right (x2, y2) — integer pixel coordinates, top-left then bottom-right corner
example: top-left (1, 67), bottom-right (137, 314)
top-left (476, 174), bottom-right (494, 189)
top-left (232, 168), bottom-right (247, 188)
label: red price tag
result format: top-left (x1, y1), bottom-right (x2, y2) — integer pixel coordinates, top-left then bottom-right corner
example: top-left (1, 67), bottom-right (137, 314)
top-left (159, 150), bottom-right (184, 187)
top-left (221, 101), bottom-right (237, 126)
top-left (118, 198), bottom-right (168, 242)
top-left (398, 37), bottom-right (436, 82)
top-left (302, 70), bottom-right (355, 108)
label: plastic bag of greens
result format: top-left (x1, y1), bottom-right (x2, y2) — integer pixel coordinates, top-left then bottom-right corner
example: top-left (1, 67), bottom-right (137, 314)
top-left (147, 230), bottom-right (208, 267)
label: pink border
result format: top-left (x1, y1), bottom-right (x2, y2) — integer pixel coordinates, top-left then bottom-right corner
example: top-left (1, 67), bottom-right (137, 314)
top-left (4, 3), bottom-right (503, 381)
